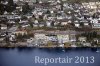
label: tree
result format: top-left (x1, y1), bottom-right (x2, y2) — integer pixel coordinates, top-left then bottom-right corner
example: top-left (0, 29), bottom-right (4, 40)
top-left (93, 31), bottom-right (97, 38)
top-left (22, 2), bottom-right (31, 14)
top-left (47, 41), bottom-right (53, 47)
top-left (28, 33), bottom-right (34, 38)
top-left (81, 31), bottom-right (98, 41)
top-left (80, 22), bottom-right (84, 27)
top-left (36, 0), bottom-right (39, 3)
top-left (51, 21), bottom-right (54, 27)
top-left (66, 0), bottom-right (91, 3)
top-left (8, 0), bottom-right (14, 6)
top-left (29, 22), bottom-right (33, 28)
top-left (0, 1), bottom-right (5, 14)
top-left (21, 16), bottom-right (28, 20)
top-left (64, 42), bottom-right (71, 47)
top-left (46, 10), bottom-right (50, 14)
top-left (6, 0), bottom-right (15, 13)
top-left (22, 33), bottom-right (28, 39)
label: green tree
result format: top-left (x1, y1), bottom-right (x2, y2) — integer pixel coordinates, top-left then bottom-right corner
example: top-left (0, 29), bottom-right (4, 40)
top-left (21, 16), bottom-right (28, 20)
top-left (29, 22), bottom-right (33, 28)
top-left (0, 1), bottom-right (5, 14)
top-left (93, 31), bottom-right (97, 38)
top-left (22, 2), bottom-right (31, 14)
top-left (6, 0), bottom-right (15, 13)
top-left (80, 22), bottom-right (84, 27)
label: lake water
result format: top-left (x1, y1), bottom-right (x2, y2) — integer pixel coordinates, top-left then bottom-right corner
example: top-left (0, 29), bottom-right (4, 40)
top-left (0, 48), bottom-right (100, 66)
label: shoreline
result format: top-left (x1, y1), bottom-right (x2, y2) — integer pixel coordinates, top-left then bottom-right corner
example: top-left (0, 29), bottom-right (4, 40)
top-left (0, 41), bottom-right (100, 47)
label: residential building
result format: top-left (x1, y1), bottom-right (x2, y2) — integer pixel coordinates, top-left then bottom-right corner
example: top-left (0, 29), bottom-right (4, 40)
top-left (57, 34), bottom-right (69, 43)
top-left (0, 24), bottom-right (7, 30)
top-left (78, 37), bottom-right (87, 42)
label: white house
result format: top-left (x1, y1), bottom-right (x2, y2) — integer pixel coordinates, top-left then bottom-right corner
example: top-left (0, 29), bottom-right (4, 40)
top-left (69, 34), bottom-right (76, 42)
top-left (21, 24), bottom-right (29, 28)
top-left (57, 16), bottom-right (64, 20)
top-left (14, 15), bottom-right (21, 19)
top-left (92, 23), bottom-right (100, 28)
top-left (33, 24), bottom-right (38, 27)
top-left (74, 23), bottom-right (80, 27)
top-left (57, 0), bottom-right (61, 3)
top-left (78, 37), bottom-right (87, 42)
top-left (50, 10), bottom-right (54, 14)
top-left (13, 30), bottom-right (27, 35)
top-left (61, 22), bottom-right (68, 25)
top-left (0, 38), bottom-right (4, 42)
top-left (13, 0), bottom-right (19, 3)
top-left (25, 14), bottom-right (32, 19)
top-left (46, 21), bottom-right (51, 27)
top-left (14, 0), bottom-right (36, 3)
top-left (46, 34), bottom-right (58, 42)
top-left (39, 22), bottom-right (45, 27)
top-left (34, 33), bottom-right (47, 40)
top-left (0, 24), bottom-right (7, 30)
top-left (57, 34), bottom-right (69, 43)
top-left (8, 20), bottom-right (15, 24)
top-left (47, 16), bottom-right (55, 20)
top-left (19, 20), bottom-right (28, 24)
top-left (34, 20), bottom-right (39, 24)
top-left (91, 19), bottom-right (98, 23)
top-left (9, 34), bottom-right (16, 41)
top-left (38, 12), bottom-right (43, 16)
top-left (58, 19), bottom-right (68, 26)
top-left (83, 22), bottom-right (89, 26)
top-left (83, 43), bottom-right (91, 47)
top-left (34, 33), bottom-right (48, 44)
top-left (27, 38), bottom-right (34, 44)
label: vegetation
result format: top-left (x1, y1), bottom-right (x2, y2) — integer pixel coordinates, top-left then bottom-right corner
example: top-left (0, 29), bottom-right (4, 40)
top-left (76, 42), bottom-right (83, 47)
top-left (22, 2), bottom-right (32, 14)
top-left (0, 0), bottom-right (16, 14)
top-left (64, 42), bottom-right (71, 47)
top-left (80, 31), bottom-right (100, 41)
top-left (0, 2), bottom-right (5, 15)
top-left (47, 41), bottom-right (53, 47)
top-left (6, 0), bottom-right (16, 13)
top-left (15, 33), bottom-right (34, 42)
top-left (66, 0), bottom-right (100, 3)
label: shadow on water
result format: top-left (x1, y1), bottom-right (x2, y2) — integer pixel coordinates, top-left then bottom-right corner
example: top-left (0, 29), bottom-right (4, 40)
top-left (17, 47), bottom-right (35, 52)
top-left (0, 47), bottom-right (99, 53)
top-left (35, 47), bottom-right (99, 53)
top-left (91, 47), bottom-right (98, 52)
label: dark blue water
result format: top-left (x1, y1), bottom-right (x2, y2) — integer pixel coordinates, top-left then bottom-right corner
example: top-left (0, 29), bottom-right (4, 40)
top-left (0, 48), bottom-right (100, 66)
